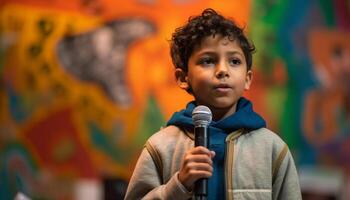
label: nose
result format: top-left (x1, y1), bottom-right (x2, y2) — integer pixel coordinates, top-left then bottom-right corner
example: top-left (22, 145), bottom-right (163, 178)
top-left (215, 62), bottom-right (229, 79)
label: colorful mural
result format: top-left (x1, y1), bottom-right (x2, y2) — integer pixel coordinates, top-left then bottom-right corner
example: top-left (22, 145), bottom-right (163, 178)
top-left (0, 0), bottom-right (349, 199)
top-left (0, 0), bottom-right (251, 199)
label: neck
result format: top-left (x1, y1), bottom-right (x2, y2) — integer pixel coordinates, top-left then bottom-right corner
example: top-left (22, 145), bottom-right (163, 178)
top-left (210, 104), bottom-right (237, 121)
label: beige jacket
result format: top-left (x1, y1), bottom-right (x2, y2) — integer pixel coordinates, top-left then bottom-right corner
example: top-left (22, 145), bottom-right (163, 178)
top-left (125, 126), bottom-right (301, 200)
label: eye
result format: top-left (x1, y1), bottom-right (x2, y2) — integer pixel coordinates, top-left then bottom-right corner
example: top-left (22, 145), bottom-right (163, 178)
top-left (229, 58), bottom-right (242, 66)
top-left (198, 57), bottom-right (216, 66)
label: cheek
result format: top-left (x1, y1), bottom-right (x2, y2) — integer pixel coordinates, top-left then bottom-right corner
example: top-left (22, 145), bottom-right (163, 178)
top-left (188, 78), bottom-right (211, 95)
top-left (235, 76), bottom-right (250, 90)
top-left (188, 71), bottom-right (210, 86)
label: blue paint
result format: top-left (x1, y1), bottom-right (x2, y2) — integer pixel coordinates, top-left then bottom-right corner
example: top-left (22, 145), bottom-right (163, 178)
top-left (0, 143), bottom-right (37, 200)
top-left (6, 86), bottom-right (32, 122)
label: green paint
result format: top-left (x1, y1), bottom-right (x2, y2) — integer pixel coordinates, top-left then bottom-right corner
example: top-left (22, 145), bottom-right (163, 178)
top-left (134, 96), bottom-right (165, 147)
top-left (280, 89), bottom-right (299, 149)
top-left (319, 0), bottom-right (335, 27)
top-left (89, 123), bottom-right (127, 163)
top-left (266, 86), bottom-right (287, 125)
top-left (249, 0), bottom-right (290, 73)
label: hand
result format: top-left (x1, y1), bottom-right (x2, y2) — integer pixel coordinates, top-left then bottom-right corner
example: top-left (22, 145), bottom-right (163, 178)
top-left (178, 146), bottom-right (215, 191)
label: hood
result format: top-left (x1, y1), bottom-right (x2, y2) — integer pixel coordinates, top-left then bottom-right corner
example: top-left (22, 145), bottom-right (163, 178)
top-left (166, 97), bottom-right (266, 134)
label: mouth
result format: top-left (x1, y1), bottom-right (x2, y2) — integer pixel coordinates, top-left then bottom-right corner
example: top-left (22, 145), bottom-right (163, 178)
top-left (214, 83), bottom-right (232, 92)
top-left (214, 83), bottom-right (231, 88)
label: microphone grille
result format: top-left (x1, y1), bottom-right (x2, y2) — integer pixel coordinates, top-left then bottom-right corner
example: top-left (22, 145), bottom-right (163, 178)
top-left (192, 105), bottom-right (212, 127)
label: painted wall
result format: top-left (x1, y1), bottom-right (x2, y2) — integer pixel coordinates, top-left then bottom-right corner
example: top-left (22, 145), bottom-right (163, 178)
top-left (0, 0), bottom-right (349, 199)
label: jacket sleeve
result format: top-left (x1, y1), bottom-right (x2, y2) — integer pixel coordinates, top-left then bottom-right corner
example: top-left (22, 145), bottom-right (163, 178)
top-left (272, 148), bottom-right (302, 200)
top-left (124, 148), bottom-right (192, 200)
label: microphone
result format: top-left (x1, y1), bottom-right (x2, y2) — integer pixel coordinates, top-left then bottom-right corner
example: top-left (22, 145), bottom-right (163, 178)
top-left (192, 105), bottom-right (212, 200)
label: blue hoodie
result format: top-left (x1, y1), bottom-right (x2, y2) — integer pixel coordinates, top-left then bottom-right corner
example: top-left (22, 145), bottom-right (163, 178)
top-left (167, 97), bottom-right (266, 200)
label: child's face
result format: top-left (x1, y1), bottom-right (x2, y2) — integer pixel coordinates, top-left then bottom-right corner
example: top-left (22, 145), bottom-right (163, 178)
top-left (176, 35), bottom-right (252, 119)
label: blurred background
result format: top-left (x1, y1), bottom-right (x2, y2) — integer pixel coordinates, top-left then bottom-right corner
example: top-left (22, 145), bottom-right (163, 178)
top-left (0, 0), bottom-right (349, 199)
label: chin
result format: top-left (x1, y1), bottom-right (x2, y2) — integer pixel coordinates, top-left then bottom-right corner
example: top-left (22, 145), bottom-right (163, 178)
top-left (210, 101), bottom-right (236, 110)
top-left (198, 97), bottom-right (237, 109)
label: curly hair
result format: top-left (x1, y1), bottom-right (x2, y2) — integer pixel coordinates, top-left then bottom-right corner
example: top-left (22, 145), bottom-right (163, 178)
top-left (170, 8), bottom-right (255, 72)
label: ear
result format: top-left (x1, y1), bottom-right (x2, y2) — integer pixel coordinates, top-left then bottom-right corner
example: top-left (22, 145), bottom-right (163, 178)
top-left (244, 70), bottom-right (253, 90)
top-left (175, 68), bottom-right (189, 90)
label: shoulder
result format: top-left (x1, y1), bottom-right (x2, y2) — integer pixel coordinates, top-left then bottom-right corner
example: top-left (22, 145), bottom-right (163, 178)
top-left (146, 125), bottom-right (193, 151)
top-left (242, 128), bottom-right (288, 154)
top-left (148, 125), bottom-right (189, 142)
top-left (248, 128), bottom-right (286, 144)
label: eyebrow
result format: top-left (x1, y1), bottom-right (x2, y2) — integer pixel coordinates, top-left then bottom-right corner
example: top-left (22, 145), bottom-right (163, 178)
top-left (195, 50), bottom-right (244, 57)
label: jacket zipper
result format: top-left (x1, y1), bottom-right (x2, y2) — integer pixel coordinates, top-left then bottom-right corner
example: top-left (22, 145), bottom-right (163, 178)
top-left (225, 129), bottom-right (243, 200)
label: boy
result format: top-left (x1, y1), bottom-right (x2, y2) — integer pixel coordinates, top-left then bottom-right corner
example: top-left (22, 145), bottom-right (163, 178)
top-left (125, 8), bottom-right (301, 200)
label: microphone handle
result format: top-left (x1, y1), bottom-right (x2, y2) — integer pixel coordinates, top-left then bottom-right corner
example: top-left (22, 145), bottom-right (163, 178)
top-left (194, 126), bottom-right (209, 198)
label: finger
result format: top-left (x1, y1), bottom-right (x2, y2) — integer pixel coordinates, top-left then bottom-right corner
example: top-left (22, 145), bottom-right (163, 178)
top-left (188, 169), bottom-right (213, 179)
top-left (190, 146), bottom-right (212, 155)
top-left (187, 162), bottom-right (213, 172)
top-left (184, 154), bottom-right (213, 165)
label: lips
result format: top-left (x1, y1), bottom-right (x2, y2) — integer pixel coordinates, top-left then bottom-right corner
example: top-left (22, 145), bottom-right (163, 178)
top-left (214, 83), bottom-right (232, 92)
top-left (214, 83), bottom-right (231, 89)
